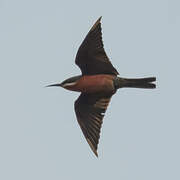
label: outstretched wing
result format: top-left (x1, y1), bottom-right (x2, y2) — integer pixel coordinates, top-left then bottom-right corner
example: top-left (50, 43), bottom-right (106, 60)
top-left (75, 17), bottom-right (119, 76)
top-left (74, 93), bottom-right (112, 156)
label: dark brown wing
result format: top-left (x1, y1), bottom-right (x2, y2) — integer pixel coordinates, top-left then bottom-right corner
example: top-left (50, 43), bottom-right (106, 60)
top-left (75, 17), bottom-right (119, 76)
top-left (74, 93), bottom-right (112, 157)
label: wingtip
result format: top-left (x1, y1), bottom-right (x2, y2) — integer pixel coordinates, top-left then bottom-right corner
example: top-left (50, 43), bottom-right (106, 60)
top-left (87, 138), bottom-right (99, 157)
top-left (97, 16), bottom-right (102, 23)
top-left (92, 148), bottom-right (98, 158)
top-left (90, 16), bottom-right (102, 32)
top-left (95, 151), bottom-right (98, 158)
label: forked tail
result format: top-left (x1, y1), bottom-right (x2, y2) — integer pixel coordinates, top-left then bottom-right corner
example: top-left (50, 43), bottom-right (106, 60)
top-left (114, 77), bottom-right (156, 89)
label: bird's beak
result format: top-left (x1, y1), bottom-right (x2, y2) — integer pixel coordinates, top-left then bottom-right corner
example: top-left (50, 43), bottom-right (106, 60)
top-left (45, 83), bottom-right (63, 88)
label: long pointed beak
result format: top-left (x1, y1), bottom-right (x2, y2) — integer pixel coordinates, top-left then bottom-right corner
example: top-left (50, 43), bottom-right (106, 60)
top-left (45, 83), bottom-right (62, 88)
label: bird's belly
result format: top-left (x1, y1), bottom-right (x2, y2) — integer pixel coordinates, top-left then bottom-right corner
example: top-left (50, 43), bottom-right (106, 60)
top-left (74, 75), bottom-right (115, 93)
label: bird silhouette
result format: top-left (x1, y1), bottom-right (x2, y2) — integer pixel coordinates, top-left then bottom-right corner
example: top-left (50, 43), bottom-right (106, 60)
top-left (47, 17), bottom-right (156, 157)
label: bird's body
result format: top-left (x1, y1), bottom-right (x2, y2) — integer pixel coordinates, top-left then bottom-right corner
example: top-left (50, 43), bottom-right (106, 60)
top-left (47, 17), bottom-right (156, 157)
top-left (64, 74), bottom-right (116, 94)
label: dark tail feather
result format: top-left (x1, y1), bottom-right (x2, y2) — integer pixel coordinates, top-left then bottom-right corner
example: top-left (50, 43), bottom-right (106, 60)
top-left (114, 77), bottom-right (156, 89)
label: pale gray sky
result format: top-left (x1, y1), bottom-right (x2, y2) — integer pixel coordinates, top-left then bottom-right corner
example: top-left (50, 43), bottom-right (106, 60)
top-left (0, 0), bottom-right (180, 179)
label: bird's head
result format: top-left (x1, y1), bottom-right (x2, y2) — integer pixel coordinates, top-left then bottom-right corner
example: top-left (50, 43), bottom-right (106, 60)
top-left (46, 75), bottom-right (82, 90)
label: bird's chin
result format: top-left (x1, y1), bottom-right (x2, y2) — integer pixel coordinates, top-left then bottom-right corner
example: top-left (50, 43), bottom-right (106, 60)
top-left (63, 86), bottom-right (73, 91)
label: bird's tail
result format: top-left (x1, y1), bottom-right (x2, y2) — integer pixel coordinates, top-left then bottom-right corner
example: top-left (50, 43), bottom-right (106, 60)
top-left (114, 77), bottom-right (156, 89)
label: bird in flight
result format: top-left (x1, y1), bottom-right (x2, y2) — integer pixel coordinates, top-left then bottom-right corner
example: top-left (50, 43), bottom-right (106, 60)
top-left (47, 17), bottom-right (156, 157)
